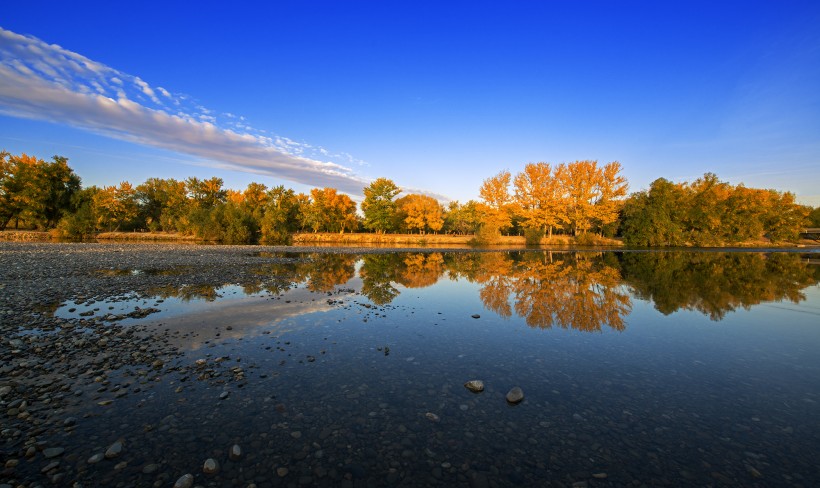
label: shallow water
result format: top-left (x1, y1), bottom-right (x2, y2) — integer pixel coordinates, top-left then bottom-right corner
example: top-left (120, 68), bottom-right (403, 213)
top-left (23, 251), bottom-right (820, 486)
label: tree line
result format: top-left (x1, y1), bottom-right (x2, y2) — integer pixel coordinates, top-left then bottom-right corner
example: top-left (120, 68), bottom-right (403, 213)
top-left (2, 150), bottom-right (817, 245)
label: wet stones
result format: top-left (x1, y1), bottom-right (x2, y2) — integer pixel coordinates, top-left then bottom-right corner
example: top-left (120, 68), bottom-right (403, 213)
top-left (173, 473), bottom-right (194, 488)
top-left (203, 458), bottom-right (219, 475)
top-left (506, 387), bottom-right (524, 404)
top-left (87, 453), bottom-right (104, 464)
top-left (464, 380), bottom-right (484, 393)
top-left (229, 444), bottom-right (242, 461)
top-left (105, 440), bottom-right (123, 459)
top-left (42, 447), bottom-right (64, 458)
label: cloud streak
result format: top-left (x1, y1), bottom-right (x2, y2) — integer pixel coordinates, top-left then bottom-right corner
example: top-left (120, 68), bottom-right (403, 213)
top-left (0, 27), bottom-right (373, 195)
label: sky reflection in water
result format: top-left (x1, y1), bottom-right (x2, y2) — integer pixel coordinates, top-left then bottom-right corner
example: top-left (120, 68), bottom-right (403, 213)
top-left (50, 251), bottom-right (820, 487)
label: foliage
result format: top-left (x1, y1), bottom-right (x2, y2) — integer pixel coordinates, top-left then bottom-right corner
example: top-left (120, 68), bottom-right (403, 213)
top-left (259, 185), bottom-right (300, 244)
top-left (4, 149), bottom-right (812, 247)
top-left (361, 178), bottom-right (401, 233)
top-left (53, 187), bottom-right (99, 239)
top-left (302, 187), bottom-right (358, 233)
top-left (444, 200), bottom-right (481, 235)
top-left (809, 206), bottom-right (820, 228)
top-left (0, 152), bottom-right (80, 230)
top-left (93, 182), bottom-right (138, 232)
top-left (478, 170), bottom-right (514, 233)
top-left (395, 194), bottom-right (444, 234)
top-left (621, 173), bottom-right (809, 246)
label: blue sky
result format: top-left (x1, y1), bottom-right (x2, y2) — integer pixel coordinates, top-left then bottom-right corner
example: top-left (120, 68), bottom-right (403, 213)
top-left (1, 1), bottom-right (819, 205)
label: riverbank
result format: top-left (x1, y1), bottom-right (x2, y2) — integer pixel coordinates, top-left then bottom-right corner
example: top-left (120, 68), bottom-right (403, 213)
top-left (1, 229), bottom-right (816, 248)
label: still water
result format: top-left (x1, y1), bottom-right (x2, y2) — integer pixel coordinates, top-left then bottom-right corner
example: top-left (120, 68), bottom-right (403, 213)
top-left (39, 252), bottom-right (820, 486)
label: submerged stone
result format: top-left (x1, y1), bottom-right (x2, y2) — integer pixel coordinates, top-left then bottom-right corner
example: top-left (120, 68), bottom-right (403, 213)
top-left (506, 387), bottom-right (524, 404)
top-left (464, 380), bottom-right (485, 393)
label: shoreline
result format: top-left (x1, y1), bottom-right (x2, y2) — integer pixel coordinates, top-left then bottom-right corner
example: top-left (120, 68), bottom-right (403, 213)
top-left (1, 229), bottom-right (817, 249)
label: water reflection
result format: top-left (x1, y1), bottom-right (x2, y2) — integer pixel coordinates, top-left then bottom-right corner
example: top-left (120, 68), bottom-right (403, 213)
top-left (619, 252), bottom-right (820, 320)
top-left (68, 251), bottom-right (820, 331)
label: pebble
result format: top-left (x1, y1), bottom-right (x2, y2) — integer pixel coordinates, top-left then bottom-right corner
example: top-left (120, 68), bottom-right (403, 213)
top-left (506, 387), bottom-right (524, 404)
top-left (219, 391), bottom-right (230, 400)
top-left (105, 440), bottom-right (123, 458)
top-left (277, 467), bottom-right (289, 477)
top-left (42, 447), bottom-right (65, 458)
top-left (203, 458), bottom-right (219, 474)
top-left (229, 444), bottom-right (242, 461)
top-left (87, 453), bottom-right (104, 464)
top-left (425, 412), bottom-right (440, 422)
top-left (464, 380), bottom-right (484, 393)
top-left (173, 473), bottom-right (194, 488)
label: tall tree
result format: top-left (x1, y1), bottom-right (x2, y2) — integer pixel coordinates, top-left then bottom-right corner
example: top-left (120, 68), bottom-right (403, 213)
top-left (0, 152), bottom-right (81, 230)
top-left (395, 194), bottom-right (444, 234)
top-left (478, 170), bottom-right (513, 235)
top-left (513, 162), bottom-right (565, 237)
top-left (260, 185), bottom-right (300, 244)
top-left (361, 178), bottom-right (401, 233)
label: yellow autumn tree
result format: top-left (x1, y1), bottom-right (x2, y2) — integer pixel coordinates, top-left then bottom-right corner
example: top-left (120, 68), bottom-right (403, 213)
top-left (93, 181), bottom-right (138, 231)
top-left (395, 194), bottom-right (444, 234)
top-left (478, 170), bottom-right (514, 237)
top-left (513, 162), bottom-right (567, 238)
top-left (560, 160), bottom-right (627, 235)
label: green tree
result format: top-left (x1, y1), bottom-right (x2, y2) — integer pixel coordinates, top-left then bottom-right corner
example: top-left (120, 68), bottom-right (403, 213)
top-left (260, 185), bottom-right (300, 244)
top-left (136, 178), bottom-right (188, 231)
top-left (809, 206), bottom-right (820, 228)
top-left (620, 178), bottom-right (687, 246)
top-left (54, 187), bottom-right (100, 239)
top-left (0, 152), bottom-right (80, 230)
top-left (186, 176), bottom-right (226, 208)
top-left (443, 200), bottom-right (482, 235)
top-left (361, 177), bottom-right (401, 233)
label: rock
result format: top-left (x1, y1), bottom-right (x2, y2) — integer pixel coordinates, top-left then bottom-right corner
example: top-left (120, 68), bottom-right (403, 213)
top-left (464, 380), bottom-right (484, 393)
top-left (229, 444), bottom-right (242, 461)
top-left (277, 467), bottom-right (289, 477)
top-left (43, 447), bottom-right (65, 458)
top-left (592, 473), bottom-right (608, 479)
top-left (41, 461), bottom-right (60, 473)
top-left (506, 387), bottom-right (524, 404)
top-left (105, 440), bottom-right (123, 458)
top-left (142, 463), bottom-right (159, 474)
top-left (203, 458), bottom-right (219, 475)
top-left (425, 412), bottom-right (440, 422)
top-left (290, 431), bottom-right (302, 439)
top-left (173, 473), bottom-right (194, 488)
top-left (471, 314), bottom-right (480, 319)
top-left (219, 391), bottom-right (230, 400)
top-left (87, 453), bottom-right (104, 464)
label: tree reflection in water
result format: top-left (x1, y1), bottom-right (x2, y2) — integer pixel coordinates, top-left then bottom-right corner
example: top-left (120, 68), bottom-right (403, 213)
top-left (142, 251), bottom-right (819, 330)
top-left (619, 251), bottom-right (820, 320)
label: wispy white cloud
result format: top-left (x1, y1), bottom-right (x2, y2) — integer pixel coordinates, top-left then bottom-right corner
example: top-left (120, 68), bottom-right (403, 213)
top-left (0, 26), bottom-right (377, 195)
